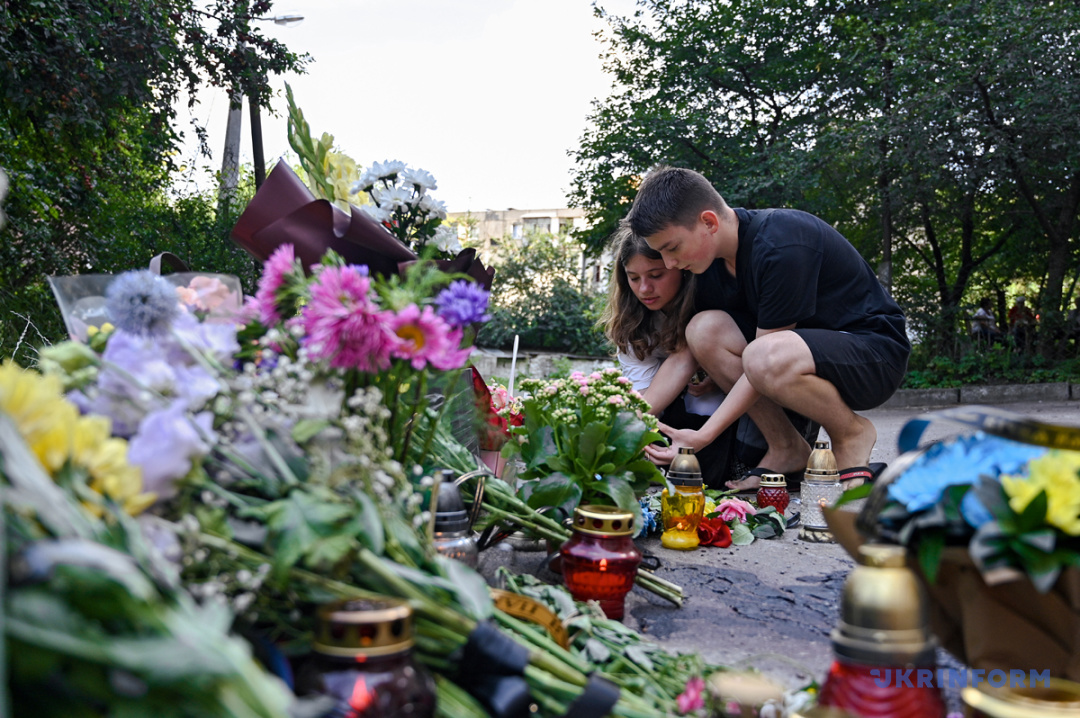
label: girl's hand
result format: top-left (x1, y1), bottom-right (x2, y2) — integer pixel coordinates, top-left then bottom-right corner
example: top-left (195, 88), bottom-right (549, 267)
top-left (644, 422), bottom-right (705, 465)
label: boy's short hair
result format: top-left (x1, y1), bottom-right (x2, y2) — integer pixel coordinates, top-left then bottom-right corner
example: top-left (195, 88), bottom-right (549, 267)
top-left (627, 166), bottom-right (727, 238)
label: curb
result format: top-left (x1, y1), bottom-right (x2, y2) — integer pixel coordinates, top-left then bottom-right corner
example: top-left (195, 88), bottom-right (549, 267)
top-left (884, 382), bottom-right (1078, 409)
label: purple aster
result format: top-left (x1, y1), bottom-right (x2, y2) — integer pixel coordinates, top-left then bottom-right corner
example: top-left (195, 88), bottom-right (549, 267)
top-left (299, 264), bottom-right (398, 372)
top-left (105, 270), bottom-right (180, 337)
top-left (434, 280), bottom-right (491, 328)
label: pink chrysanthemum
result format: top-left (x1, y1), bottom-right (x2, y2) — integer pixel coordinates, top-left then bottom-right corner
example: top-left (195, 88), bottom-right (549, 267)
top-left (388, 304), bottom-right (472, 370)
top-left (254, 244), bottom-right (299, 326)
top-left (300, 265), bottom-right (398, 371)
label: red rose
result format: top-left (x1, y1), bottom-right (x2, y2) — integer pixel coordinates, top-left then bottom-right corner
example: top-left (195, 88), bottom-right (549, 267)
top-left (697, 517), bottom-right (732, 548)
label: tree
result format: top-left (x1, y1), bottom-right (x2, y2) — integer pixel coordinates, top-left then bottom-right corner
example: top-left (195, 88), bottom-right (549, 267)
top-left (574, 0), bottom-right (1080, 360)
top-left (0, 0), bottom-right (308, 363)
top-left (476, 232), bottom-right (609, 356)
top-left (570, 0), bottom-right (832, 255)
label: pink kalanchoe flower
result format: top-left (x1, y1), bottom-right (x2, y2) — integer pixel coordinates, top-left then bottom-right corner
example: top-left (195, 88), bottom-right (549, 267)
top-left (254, 244), bottom-right (300, 326)
top-left (301, 264), bottom-right (398, 372)
top-left (388, 304), bottom-right (472, 370)
top-left (717, 498), bottom-right (757, 523)
top-left (676, 676), bottom-right (706, 714)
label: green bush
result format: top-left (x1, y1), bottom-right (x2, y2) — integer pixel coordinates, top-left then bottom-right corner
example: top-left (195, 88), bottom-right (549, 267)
top-left (475, 232), bottom-right (610, 356)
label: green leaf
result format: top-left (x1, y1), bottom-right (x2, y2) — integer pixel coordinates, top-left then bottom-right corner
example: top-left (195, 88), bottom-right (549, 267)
top-left (260, 491), bottom-right (354, 582)
top-left (751, 523), bottom-right (778, 539)
top-left (584, 637), bottom-right (611, 663)
top-left (578, 421), bottom-right (610, 468)
top-left (625, 645), bottom-right (655, 672)
top-left (834, 481), bottom-right (874, 507)
top-left (1017, 490), bottom-right (1049, 534)
top-left (588, 477), bottom-right (638, 516)
top-left (917, 530), bottom-right (945, 584)
top-left (345, 490), bottom-right (385, 556)
top-left (292, 418), bottom-right (331, 444)
top-left (525, 474), bottom-right (582, 511)
top-left (730, 522), bottom-right (754, 546)
top-left (437, 556), bottom-right (494, 621)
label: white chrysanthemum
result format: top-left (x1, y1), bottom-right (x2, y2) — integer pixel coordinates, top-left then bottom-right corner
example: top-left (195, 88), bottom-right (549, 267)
top-left (399, 167), bottom-right (437, 191)
top-left (360, 203), bottom-right (392, 223)
top-left (368, 159), bottom-right (406, 179)
top-left (419, 193), bottom-right (447, 220)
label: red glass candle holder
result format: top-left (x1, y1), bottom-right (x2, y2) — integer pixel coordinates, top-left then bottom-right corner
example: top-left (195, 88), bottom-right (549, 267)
top-left (756, 473), bottom-right (790, 514)
top-left (294, 598), bottom-right (436, 718)
top-left (560, 505), bottom-right (642, 620)
top-left (819, 657), bottom-right (946, 718)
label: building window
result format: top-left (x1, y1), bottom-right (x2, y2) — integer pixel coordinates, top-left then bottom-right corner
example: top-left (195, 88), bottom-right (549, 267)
top-left (511, 224), bottom-right (523, 239)
top-left (558, 217), bottom-right (575, 235)
top-left (523, 217), bottom-right (551, 235)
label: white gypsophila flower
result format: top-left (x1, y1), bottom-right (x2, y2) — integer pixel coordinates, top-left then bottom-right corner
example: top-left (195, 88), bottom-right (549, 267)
top-left (399, 167), bottom-right (437, 192)
top-left (419, 192), bottom-right (447, 220)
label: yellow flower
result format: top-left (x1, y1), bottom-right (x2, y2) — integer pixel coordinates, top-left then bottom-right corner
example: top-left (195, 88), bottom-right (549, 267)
top-left (1002, 450), bottom-right (1080, 535)
top-left (70, 414), bottom-right (155, 516)
top-left (0, 360), bottom-right (152, 516)
top-left (0, 360), bottom-right (77, 471)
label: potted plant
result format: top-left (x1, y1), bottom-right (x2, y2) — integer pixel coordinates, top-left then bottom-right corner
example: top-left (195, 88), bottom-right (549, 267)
top-left (509, 368), bottom-right (665, 521)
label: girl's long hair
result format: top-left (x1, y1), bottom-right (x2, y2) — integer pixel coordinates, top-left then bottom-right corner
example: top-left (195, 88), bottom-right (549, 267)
top-left (600, 222), bottom-right (696, 360)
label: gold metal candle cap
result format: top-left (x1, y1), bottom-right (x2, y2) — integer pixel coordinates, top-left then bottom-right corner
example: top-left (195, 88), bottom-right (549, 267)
top-left (759, 473), bottom-right (787, 488)
top-left (831, 544), bottom-right (936, 665)
top-left (313, 598), bottom-right (414, 658)
top-left (572, 504), bottom-right (636, 536)
top-left (962, 676), bottom-right (1080, 718)
top-left (806, 440), bottom-right (838, 476)
top-left (667, 446), bottom-right (703, 485)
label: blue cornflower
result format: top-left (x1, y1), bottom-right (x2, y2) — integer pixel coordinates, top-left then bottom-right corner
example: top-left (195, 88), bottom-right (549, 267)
top-left (434, 280), bottom-right (491, 328)
top-left (887, 433), bottom-right (1045, 515)
top-left (105, 270), bottom-right (180, 337)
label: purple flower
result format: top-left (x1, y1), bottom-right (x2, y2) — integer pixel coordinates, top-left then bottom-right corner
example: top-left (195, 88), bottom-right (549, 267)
top-left (434, 280), bottom-right (491, 327)
top-left (105, 270), bottom-right (180, 337)
top-left (127, 401), bottom-right (214, 499)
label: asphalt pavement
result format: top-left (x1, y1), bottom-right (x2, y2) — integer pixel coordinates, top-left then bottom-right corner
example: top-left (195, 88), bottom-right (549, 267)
top-left (477, 391), bottom-right (1080, 709)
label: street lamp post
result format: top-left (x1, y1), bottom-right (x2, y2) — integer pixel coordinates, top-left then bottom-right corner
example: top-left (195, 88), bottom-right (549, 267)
top-left (219, 14), bottom-right (303, 201)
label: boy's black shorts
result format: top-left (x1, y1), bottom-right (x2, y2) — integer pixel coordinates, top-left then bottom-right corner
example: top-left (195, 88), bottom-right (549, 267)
top-left (794, 328), bottom-right (908, 411)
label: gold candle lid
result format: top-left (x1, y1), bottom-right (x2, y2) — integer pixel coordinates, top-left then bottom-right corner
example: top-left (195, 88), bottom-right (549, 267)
top-left (831, 544), bottom-right (935, 665)
top-left (667, 446), bottom-right (703, 485)
top-left (759, 473), bottom-right (787, 488)
top-left (313, 598), bottom-right (414, 658)
top-left (806, 440), bottom-right (838, 476)
top-left (572, 504), bottom-right (636, 537)
top-left (962, 677), bottom-right (1080, 718)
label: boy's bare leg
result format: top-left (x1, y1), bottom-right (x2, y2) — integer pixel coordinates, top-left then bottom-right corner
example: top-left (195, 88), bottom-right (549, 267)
top-left (741, 332), bottom-right (877, 476)
top-left (685, 312), bottom-right (811, 488)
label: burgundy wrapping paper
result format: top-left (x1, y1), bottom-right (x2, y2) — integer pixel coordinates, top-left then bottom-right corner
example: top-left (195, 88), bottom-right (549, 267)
top-left (231, 163), bottom-right (493, 289)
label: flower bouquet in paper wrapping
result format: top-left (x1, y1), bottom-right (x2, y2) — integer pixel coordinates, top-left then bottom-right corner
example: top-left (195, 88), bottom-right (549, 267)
top-left (47, 253), bottom-right (244, 342)
top-left (230, 85), bottom-right (493, 289)
top-left (826, 406), bottom-right (1080, 681)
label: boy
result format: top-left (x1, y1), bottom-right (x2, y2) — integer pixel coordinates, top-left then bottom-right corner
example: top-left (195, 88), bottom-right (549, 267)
top-left (627, 166), bottom-right (909, 489)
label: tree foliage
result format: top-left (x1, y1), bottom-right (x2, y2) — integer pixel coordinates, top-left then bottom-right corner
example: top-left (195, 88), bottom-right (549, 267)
top-left (475, 232), bottom-right (610, 356)
top-left (0, 0), bottom-right (308, 364)
top-left (573, 0), bottom-right (1080, 359)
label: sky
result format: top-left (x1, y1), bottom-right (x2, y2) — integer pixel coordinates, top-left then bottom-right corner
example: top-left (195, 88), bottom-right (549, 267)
top-left (173, 0), bottom-right (633, 213)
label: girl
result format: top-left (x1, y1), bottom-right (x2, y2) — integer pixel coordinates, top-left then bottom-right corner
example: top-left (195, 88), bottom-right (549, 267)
top-left (600, 224), bottom-right (760, 488)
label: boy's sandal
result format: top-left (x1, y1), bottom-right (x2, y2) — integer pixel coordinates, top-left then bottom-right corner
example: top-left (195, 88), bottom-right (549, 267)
top-left (727, 466), bottom-right (804, 497)
top-left (838, 462), bottom-right (888, 487)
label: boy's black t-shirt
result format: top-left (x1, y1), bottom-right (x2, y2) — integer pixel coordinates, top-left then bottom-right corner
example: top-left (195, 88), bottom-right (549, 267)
top-left (694, 208), bottom-right (910, 370)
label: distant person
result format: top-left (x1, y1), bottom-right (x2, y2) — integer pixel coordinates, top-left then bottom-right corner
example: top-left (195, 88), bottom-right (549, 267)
top-left (1008, 296), bottom-right (1037, 351)
top-left (970, 297), bottom-right (1003, 347)
top-left (1067, 297), bottom-right (1080, 346)
top-left (626, 166), bottom-right (908, 490)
